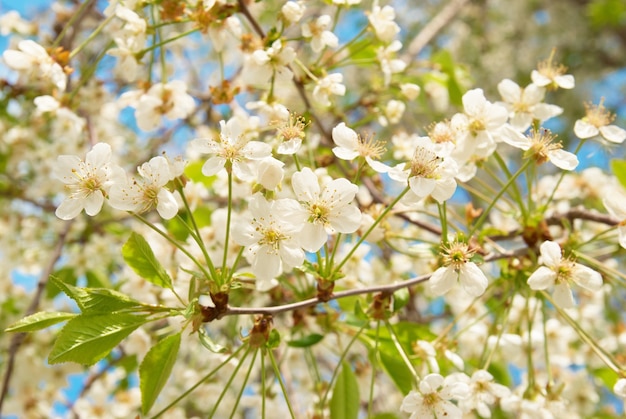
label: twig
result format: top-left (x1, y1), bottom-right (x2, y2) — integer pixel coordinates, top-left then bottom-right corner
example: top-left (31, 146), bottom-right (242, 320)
top-left (403, 0), bottom-right (471, 59)
top-left (0, 221), bottom-right (73, 414)
top-left (223, 249), bottom-right (526, 317)
top-left (546, 207), bottom-right (619, 227)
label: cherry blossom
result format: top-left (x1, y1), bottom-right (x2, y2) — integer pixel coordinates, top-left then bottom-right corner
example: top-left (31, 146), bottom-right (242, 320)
top-left (527, 241), bottom-right (603, 308)
top-left (332, 122), bottom-right (390, 173)
top-left (400, 373), bottom-right (470, 419)
top-left (2, 39), bottom-right (67, 92)
top-left (291, 167), bottom-right (361, 252)
top-left (574, 100), bottom-right (626, 144)
top-left (108, 156), bottom-right (180, 219)
top-left (53, 143), bottom-right (123, 220)
top-left (496, 79), bottom-right (563, 132)
top-left (429, 241), bottom-right (489, 297)
top-left (602, 187), bottom-right (626, 249)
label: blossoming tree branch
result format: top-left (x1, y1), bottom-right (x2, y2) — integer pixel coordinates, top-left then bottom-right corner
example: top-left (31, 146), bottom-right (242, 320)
top-left (1, 0), bottom-right (626, 418)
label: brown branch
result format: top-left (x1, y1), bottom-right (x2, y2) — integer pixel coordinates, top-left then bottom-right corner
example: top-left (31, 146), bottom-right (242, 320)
top-left (403, 0), bottom-right (471, 59)
top-left (546, 207), bottom-right (620, 227)
top-left (223, 248), bottom-right (525, 317)
top-left (0, 221), bottom-right (73, 415)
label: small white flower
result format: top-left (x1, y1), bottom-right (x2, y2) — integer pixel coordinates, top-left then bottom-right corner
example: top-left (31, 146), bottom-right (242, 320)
top-left (377, 40), bottom-right (406, 86)
top-left (291, 168), bottom-right (361, 252)
top-left (368, 4), bottom-right (400, 43)
top-left (302, 15), bottom-right (338, 53)
top-left (461, 370), bottom-right (511, 418)
top-left (312, 73), bottom-right (346, 107)
top-left (53, 143), bottom-right (124, 220)
top-left (232, 195), bottom-right (305, 289)
top-left (531, 51), bottom-right (575, 90)
top-left (108, 156), bottom-right (179, 219)
top-left (400, 373), bottom-right (470, 419)
top-left (133, 80), bottom-right (195, 131)
top-left (429, 241), bottom-right (488, 297)
top-left (400, 83), bottom-right (421, 100)
top-left (2, 39), bottom-right (67, 91)
top-left (389, 136), bottom-right (458, 204)
top-left (496, 79), bottom-right (563, 131)
top-left (527, 241), bottom-right (603, 308)
top-left (256, 157), bottom-right (284, 190)
top-left (281, 1), bottom-right (305, 23)
top-left (574, 100), bottom-right (626, 144)
top-left (191, 119), bottom-right (272, 180)
top-left (332, 122), bottom-right (390, 173)
top-left (501, 127), bottom-right (578, 171)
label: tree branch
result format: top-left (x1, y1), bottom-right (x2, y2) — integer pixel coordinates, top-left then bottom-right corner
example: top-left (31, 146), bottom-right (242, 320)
top-left (0, 221), bottom-right (73, 414)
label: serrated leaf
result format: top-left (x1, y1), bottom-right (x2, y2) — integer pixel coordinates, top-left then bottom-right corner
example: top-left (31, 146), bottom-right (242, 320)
top-left (122, 232), bottom-right (172, 289)
top-left (140, 333), bottom-right (181, 415)
top-left (50, 277), bottom-right (144, 313)
top-left (48, 313), bottom-right (148, 365)
top-left (47, 267), bottom-right (76, 299)
top-left (330, 362), bottom-right (360, 419)
top-left (287, 333), bottom-right (324, 348)
top-left (611, 159), bottom-right (626, 189)
top-left (5, 311), bottom-right (76, 333)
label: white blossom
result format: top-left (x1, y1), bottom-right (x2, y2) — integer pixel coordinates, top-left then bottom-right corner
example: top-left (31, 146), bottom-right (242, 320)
top-left (2, 40), bottom-right (67, 91)
top-left (497, 79), bottom-right (562, 131)
top-left (302, 15), bottom-right (338, 53)
top-left (574, 100), bottom-right (626, 144)
top-left (400, 373), bottom-right (470, 419)
top-left (429, 241), bottom-right (488, 297)
top-left (527, 241), bottom-right (603, 308)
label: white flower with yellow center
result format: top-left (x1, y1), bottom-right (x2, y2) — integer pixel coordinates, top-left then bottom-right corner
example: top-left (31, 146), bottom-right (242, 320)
top-left (53, 143), bottom-right (124, 220)
top-left (332, 122), bottom-right (390, 173)
top-left (527, 241), bottom-right (602, 308)
top-left (574, 99), bottom-right (626, 144)
top-left (232, 195), bottom-right (305, 290)
top-left (400, 373), bottom-right (470, 419)
top-left (291, 167), bottom-right (361, 252)
top-left (429, 241), bottom-right (488, 297)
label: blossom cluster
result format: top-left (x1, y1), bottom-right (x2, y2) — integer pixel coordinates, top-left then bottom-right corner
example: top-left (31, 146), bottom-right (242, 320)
top-left (1, 1), bottom-right (626, 418)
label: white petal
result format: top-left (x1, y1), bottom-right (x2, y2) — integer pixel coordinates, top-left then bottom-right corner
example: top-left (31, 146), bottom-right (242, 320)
top-left (429, 266), bottom-right (457, 296)
top-left (459, 263), bottom-right (488, 297)
top-left (56, 199), bottom-right (84, 220)
top-left (332, 147), bottom-right (360, 160)
top-left (409, 176), bottom-right (436, 199)
top-left (574, 120), bottom-right (599, 139)
top-left (497, 79), bottom-right (521, 103)
top-left (156, 189), bottom-right (179, 219)
top-left (539, 240), bottom-right (562, 267)
top-left (201, 156), bottom-right (226, 176)
top-left (599, 125), bottom-right (626, 144)
top-left (548, 149), bottom-right (578, 171)
top-left (243, 141), bottom-right (272, 159)
top-left (431, 178), bottom-right (457, 203)
top-left (523, 83), bottom-right (546, 104)
top-left (533, 103), bottom-right (562, 122)
top-left (86, 143), bottom-right (112, 167)
top-left (329, 204), bottom-right (362, 234)
top-left (555, 74), bottom-right (575, 89)
top-left (527, 266), bottom-right (556, 290)
top-left (571, 264), bottom-right (602, 291)
top-left (84, 191), bottom-right (105, 216)
top-left (365, 157), bottom-right (392, 173)
top-left (332, 122), bottom-right (359, 150)
top-left (553, 282), bottom-right (575, 308)
top-left (252, 249), bottom-right (281, 280)
top-left (278, 242), bottom-right (305, 269)
top-left (292, 168), bottom-right (320, 202)
top-left (298, 223), bottom-right (327, 252)
top-left (500, 125), bottom-right (531, 150)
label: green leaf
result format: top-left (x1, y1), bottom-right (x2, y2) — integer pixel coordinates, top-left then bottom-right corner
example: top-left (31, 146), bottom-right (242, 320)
top-left (377, 342), bottom-right (414, 395)
top-left (610, 159), bottom-right (626, 189)
top-left (198, 328), bottom-right (227, 353)
top-left (330, 362), bottom-right (360, 419)
top-left (185, 160), bottom-right (215, 187)
top-left (287, 333), bottom-right (324, 348)
top-left (5, 311), bottom-right (76, 333)
top-left (140, 332), bottom-right (181, 415)
top-left (122, 232), bottom-right (173, 289)
top-left (392, 288), bottom-right (409, 312)
top-left (48, 313), bottom-right (148, 365)
top-left (267, 328), bottom-right (281, 349)
top-left (50, 277), bottom-right (145, 313)
top-left (46, 267), bottom-right (76, 298)
top-left (85, 269), bottom-right (110, 288)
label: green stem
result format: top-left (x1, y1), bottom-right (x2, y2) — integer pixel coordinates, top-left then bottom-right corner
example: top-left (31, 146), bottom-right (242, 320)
top-left (468, 159), bottom-right (532, 237)
top-left (136, 27), bottom-right (200, 59)
top-left (368, 320), bottom-right (381, 418)
top-left (267, 349), bottom-right (297, 419)
top-left (222, 170), bottom-right (234, 282)
top-left (69, 14), bottom-right (116, 59)
top-left (320, 324), bottom-right (367, 408)
top-left (52, 0), bottom-right (95, 47)
top-left (332, 186), bottom-right (410, 276)
top-left (438, 202), bottom-right (448, 245)
top-left (541, 139), bottom-right (586, 213)
top-left (261, 347), bottom-right (266, 419)
top-left (320, 26), bottom-right (368, 68)
top-left (229, 348), bottom-right (258, 419)
top-left (208, 345), bottom-right (252, 418)
top-left (493, 152), bottom-right (528, 222)
top-left (151, 344), bottom-right (245, 418)
top-left (385, 320), bottom-right (419, 384)
top-left (132, 213), bottom-right (212, 282)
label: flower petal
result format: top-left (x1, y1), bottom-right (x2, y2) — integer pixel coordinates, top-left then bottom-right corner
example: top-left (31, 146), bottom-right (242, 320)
top-left (553, 282), bottom-right (575, 308)
top-left (527, 266), bottom-right (556, 290)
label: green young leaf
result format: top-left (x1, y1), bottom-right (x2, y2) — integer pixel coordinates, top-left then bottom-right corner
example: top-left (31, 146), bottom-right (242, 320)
top-left (267, 328), bottom-right (281, 349)
top-left (610, 159), bottom-right (626, 189)
top-left (46, 267), bottom-right (76, 299)
top-left (287, 333), bottom-right (324, 348)
top-left (122, 232), bottom-right (173, 289)
top-left (5, 311), bottom-right (76, 333)
top-left (48, 313), bottom-right (148, 365)
top-left (377, 341), bottom-right (414, 395)
top-left (140, 332), bottom-right (181, 415)
top-left (50, 277), bottom-right (145, 313)
top-left (198, 328), bottom-right (227, 353)
top-left (330, 362), bottom-right (360, 419)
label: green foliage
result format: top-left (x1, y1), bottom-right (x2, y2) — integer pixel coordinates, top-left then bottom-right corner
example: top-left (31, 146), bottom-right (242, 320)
top-left (140, 332), bottom-right (181, 415)
top-left (287, 333), bottom-right (324, 348)
top-left (610, 159), bottom-right (626, 189)
top-left (430, 50), bottom-right (469, 107)
top-left (587, 0), bottom-right (626, 29)
top-left (198, 328), bottom-right (228, 353)
top-left (330, 362), bottom-right (360, 419)
top-left (48, 313), bottom-right (149, 365)
top-left (50, 276), bottom-right (146, 313)
top-left (5, 311), bottom-right (76, 333)
top-left (122, 232), bottom-right (173, 290)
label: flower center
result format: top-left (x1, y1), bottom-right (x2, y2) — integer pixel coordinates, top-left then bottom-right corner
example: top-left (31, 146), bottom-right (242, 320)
top-left (357, 133), bottom-right (386, 160)
top-left (410, 146), bottom-right (440, 178)
top-left (527, 129), bottom-right (562, 164)
top-left (583, 99), bottom-right (614, 128)
top-left (442, 241), bottom-right (474, 270)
